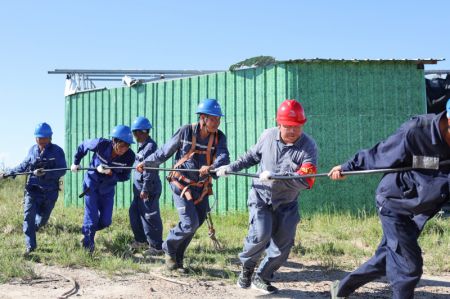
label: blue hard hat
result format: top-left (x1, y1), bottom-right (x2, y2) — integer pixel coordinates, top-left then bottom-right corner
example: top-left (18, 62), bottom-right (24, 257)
top-left (196, 99), bottom-right (224, 117)
top-left (110, 125), bottom-right (135, 144)
top-left (131, 116), bottom-right (152, 131)
top-left (34, 122), bottom-right (53, 138)
top-left (446, 98), bottom-right (450, 117)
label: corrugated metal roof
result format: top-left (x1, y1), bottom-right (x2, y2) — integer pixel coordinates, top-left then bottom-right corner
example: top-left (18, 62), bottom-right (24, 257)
top-left (280, 58), bottom-right (444, 64)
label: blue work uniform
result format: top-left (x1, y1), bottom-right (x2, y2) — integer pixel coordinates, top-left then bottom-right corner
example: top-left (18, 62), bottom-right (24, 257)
top-left (144, 123), bottom-right (230, 264)
top-left (228, 127), bottom-right (318, 281)
top-left (336, 112), bottom-right (450, 299)
top-left (9, 143), bottom-right (66, 250)
top-left (130, 136), bottom-right (163, 250)
top-left (73, 138), bottom-right (135, 251)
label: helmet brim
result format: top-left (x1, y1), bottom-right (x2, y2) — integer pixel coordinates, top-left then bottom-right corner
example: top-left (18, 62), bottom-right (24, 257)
top-left (111, 136), bottom-right (135, 144)
top-left (277, 119), bottom-right (306, 126)
top-left (196, 112), bottom-right (225, 117)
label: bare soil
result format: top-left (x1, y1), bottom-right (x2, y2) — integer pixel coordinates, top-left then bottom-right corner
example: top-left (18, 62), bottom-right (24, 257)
top-left (0, 258), bottom-right (449, 299)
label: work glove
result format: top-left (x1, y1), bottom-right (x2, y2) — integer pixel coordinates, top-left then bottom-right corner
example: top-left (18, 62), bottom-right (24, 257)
top-left (33, 168), bottom-right (45, 177)
top-left (70, 164), bottom-right (80, 173)
top-left (259, 170), bottom-right (273, 182)
top-left (215, 165), bottom-right (231, 177)
top-left (97, 164), bottom-right (112, 175)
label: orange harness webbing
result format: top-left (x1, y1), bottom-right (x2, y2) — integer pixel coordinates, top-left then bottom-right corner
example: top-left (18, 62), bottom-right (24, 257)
top-left (167, 123), bottom-right (218, 205)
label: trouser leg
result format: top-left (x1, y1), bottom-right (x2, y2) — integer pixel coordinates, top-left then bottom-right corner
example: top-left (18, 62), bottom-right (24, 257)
top-left (257, 201), bottom-right (300, 281)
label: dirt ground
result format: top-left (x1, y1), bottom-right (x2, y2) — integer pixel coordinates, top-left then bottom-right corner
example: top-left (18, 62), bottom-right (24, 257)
top-left (0, 258), bottom-right (449, 299)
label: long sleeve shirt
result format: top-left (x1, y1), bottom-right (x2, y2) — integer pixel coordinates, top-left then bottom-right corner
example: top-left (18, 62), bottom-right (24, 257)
top-left (10, 143), bottom-right (66, 192)
top-left (73, 138), bottom-right (135, 194)
top-left (133, 137), bottom-right (162, 196)
top-left (144, 123), bottom-right (230, 182)
top-left (341, 112), bottom-right (450, 229)
top-left (229, 127), bottom-right (318, 209)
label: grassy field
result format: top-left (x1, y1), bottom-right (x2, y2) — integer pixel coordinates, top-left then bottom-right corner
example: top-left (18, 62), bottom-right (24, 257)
top-left (0, 177), bottom-right (449, 283)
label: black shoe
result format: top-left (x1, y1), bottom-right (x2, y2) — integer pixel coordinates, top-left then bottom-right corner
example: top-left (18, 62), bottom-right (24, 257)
top-left (143, 246), bottom-right (164, 257)
top-left (251, 274), bottom-right (278, 294)
top-left (174, 256), bottom-right (188, 273)
top-left (237, 266), bottom-right (254, 289)
top-left (165, 254), bottom-right (178, 271)
top-left (23, 247), bottom-right (35, 257)
top-left (330, 280), bottom-right (347, 299)
top-left (176, 263), bottom-right (188, 274)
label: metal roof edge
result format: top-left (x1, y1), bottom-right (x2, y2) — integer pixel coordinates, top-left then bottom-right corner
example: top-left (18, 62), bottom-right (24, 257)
top-left (65, 87), bottom-right (108, 96)
top-left (278, 58), bottom-right (445, 65)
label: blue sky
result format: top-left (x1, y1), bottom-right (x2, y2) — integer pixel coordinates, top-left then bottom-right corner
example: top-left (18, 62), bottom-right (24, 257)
top-left (1, 0), bottom-right (449, 167)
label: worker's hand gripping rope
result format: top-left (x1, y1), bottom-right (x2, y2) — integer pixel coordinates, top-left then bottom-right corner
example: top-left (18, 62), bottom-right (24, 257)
top-left (215, 165), bottom-right (230, 177)
top-left (70, 164), bottom-right (80, 173)
top-left (33, 168), bottom-right (45, 177)
top-left (96, 164), bottom-right (112, 175)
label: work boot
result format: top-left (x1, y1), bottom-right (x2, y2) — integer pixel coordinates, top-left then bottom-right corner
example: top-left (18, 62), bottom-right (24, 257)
top-left (81, 240), bottom-right (95, 255)
top-left (143, 246), bottom-right (164, 257)
top-left (237, 266), bottom-right (254, 289)
top-left (176, 264), bottom-right (188, 274)
top-left (80, 235), bottom-right (94, 252)
top-left (23, 247), bottom-right (35, 257)
top-left (251, 273), bottom-right (278, 294)
top-left (165, 254), bottom-right (178, 271)
top-left (330, 280), bottom-right (347, 299)
top-left (173, 256), bottom-right (188, 273)
top-left (129, 241), bottom-right (148, 253)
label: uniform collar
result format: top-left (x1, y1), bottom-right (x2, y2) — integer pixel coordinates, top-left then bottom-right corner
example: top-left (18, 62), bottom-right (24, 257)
top-left (431, 111), bottom-right (446, 145)
top-left (35, 142), bottom-right (52, 153)
top-left (138, 137), bottom-right (150, 150)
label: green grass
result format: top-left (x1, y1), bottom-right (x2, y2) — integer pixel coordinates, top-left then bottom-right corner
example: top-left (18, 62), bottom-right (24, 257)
top-left (0, 177), bottom-right (449, 283)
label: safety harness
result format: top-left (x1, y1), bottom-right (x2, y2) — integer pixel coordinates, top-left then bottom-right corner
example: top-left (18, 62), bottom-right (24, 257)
top-left (167, 123), bottom-right (218, 205)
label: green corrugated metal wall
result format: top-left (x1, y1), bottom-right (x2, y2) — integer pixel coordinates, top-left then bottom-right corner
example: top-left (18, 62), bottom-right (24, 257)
top-left (64, 60), bottom-right (426, 214)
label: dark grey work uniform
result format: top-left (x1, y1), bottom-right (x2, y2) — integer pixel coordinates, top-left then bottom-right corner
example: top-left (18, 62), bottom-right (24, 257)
top-left (228, 127), bottom-right (318, 281)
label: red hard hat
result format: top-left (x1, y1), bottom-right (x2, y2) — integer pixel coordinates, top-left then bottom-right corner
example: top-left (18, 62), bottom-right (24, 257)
top-left (276, 99), bottom-right (307, 126)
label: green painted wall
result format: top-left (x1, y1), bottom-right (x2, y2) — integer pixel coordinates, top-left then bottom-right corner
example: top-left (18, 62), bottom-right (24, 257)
top-left (64, 61), bottom-right (426, 214)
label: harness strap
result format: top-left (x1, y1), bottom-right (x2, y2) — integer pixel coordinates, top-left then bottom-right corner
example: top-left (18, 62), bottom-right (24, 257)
top-left (172, 124), bottom-right (197, 170)
top-left (170, 178), bottom-right (193, 201)
top-left (170, 171), bottom-right (212, 204)
top-left (205, 130), bottom-right (215, 165)
top-left (168, 123), bottom-right (217, 205)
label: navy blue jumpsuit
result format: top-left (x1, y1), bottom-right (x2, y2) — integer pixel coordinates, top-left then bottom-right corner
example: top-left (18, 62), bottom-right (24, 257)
top-left (337, 112), bottom-right (450, 299)
top-left (130, 136), bottom-right (163, 250)
top-left (9, 143), bottom-right (66, 250)
top-left (73, 138), bottom-right (135, 251)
